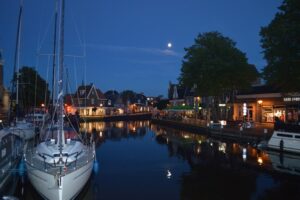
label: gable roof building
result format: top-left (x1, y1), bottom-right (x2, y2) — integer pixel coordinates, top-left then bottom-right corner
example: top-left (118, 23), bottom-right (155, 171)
top-left (73, 83), bottom-right (106, 107)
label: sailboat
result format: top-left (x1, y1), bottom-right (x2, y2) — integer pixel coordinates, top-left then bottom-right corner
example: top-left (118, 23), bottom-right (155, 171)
top-left (9, 0), bottom-right (36, 141)
top-left (24, 0), bottom-right (95, 199)
top-left (0, 123), bottom-right (23, 192)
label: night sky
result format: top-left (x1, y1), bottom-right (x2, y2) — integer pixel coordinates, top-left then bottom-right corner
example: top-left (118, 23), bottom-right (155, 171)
top-left (0, 0), bottom-right (282, 97)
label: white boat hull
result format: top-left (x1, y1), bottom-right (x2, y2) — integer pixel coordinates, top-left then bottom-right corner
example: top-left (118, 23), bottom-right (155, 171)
top-left (10, 121), bottom-right (36, 140)
top-left (268, 130), bottom-right (300, 154)
top-left (26, 161), bottom-right (93, 200)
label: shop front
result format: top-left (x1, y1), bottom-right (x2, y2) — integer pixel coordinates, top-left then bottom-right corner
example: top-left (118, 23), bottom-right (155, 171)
top-left (283, 95), bottom-right (300, 123)
top-left (234, 92), bottom-right (300, 124)
top-left (234, 89), bottom-right (283, 123)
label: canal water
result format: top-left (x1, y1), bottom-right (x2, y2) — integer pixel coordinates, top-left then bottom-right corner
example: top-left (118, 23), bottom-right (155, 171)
top-left (1, 120), bottom-right (300, 200)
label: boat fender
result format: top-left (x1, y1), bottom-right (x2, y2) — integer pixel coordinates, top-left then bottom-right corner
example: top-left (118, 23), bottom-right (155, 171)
top-left (279, 139), bottom-right (284, 151)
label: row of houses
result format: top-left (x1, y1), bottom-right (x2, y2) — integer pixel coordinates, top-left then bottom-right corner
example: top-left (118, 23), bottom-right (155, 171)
top-left (65, 83), bottom-right (152, 117)
top-left (167, 81), bottom-right (300, 124)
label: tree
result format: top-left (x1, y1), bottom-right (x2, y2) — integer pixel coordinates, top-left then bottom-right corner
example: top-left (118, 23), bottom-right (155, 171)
top-left (179, 32), bottom-right (258, 120)
top-left (120, 90), bottom-right (136, 105)
top-left (260, 0), bottom-right (300, 92)
top-left (154, 99), bottom-right (169, 110)
top-left (104, 90), bottom-right (119, 106)
top-left (12, 66), bottom-right (50, 114)
top-left (179, 32), bottom-right (258, 96)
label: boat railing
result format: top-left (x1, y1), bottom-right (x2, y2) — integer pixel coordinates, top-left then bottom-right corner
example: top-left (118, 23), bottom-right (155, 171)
top-left (25, 147), bottom-right (94, 175)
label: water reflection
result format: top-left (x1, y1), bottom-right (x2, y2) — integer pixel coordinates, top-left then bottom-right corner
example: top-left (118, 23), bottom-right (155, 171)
top-left (152, 124), bottom-right (272, 168)
top-left (151, 124), bottom-right (300, 200)
top-left (1, 121), bottom-right (300, 200)
top-left (80, 121), bottom-right (149, 146)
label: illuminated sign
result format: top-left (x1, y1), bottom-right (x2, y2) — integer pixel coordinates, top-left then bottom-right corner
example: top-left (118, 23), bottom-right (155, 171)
top-left (243, 103), bottom-right (247, 116)
top-left (283, 97), bottom-right (300, 102)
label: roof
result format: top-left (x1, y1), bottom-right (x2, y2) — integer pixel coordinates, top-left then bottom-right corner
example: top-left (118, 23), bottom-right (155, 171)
top-left (75, 85), bottom-right (92, 98)
top-left (237, 85), bottom-right (280, 95)
top-left (74, 83), bottom-right (105, 99)
top-left (96, 88), bottom-right (105, 99)
top-left (168, 83), bottom-right (195, 100)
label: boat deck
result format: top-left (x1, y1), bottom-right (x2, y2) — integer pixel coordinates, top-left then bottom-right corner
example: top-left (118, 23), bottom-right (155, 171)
top-left (24, 141), bottom-right (95, 176)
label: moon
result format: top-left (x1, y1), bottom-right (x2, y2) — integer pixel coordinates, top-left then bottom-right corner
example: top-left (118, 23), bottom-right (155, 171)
top-left (167, 42), bottom-right (172, 48)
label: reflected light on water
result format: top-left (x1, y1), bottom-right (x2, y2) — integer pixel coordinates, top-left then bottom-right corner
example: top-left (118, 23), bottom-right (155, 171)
top-left (257, 157), bottom-right (263, 165)
top-left (218, 143), bottom-right (226, 153)
top-left (116, 121), bottom-right (124, 128)
top-left (196, 146), bottom-right (201, 154)
top-left (243, 148), bottom-right (247, 162)
top-left (183, 135), bottom-right (190, 139)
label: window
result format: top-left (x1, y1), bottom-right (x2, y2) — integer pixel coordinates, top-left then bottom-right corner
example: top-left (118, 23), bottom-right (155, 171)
top-left (80, 90), bottom-right (85, 96)
top-left (91, 98), bottom-right (95, 105)
top-left (277, 133), bottom-right (293, 138)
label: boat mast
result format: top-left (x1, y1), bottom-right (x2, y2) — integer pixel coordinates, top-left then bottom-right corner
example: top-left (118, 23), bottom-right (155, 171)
top-left (9, 0), bottom-right (23, 122)
top-left (51, 0), bottom-right (58, 111)
top-left (58, 0), bottom-right (65, 152)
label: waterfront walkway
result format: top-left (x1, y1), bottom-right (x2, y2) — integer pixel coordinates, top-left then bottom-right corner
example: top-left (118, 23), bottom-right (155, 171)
top-left (151, 117), bottom-right (274, 143)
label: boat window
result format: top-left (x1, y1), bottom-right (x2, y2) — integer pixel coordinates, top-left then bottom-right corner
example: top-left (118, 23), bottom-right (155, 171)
top-left (295, 135), bottom-right (300, 139)
top-left (277, 133), bottom-right (293, 138)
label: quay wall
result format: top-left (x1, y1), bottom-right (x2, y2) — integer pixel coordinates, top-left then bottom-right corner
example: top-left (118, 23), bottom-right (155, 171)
top-left (151, 118), bottom-right (273, 144)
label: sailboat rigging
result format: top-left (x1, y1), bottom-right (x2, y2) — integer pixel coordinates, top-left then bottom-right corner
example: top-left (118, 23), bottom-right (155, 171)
top-left (7, 0), bottom-right (36, 141)
top-left (25, 0), bottom-right (95, 199)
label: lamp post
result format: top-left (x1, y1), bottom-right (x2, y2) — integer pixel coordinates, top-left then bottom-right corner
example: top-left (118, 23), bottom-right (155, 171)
top-left (195, 96), bottom-right (200, 119)
top-left (257, 100), bottom-right (263, 123)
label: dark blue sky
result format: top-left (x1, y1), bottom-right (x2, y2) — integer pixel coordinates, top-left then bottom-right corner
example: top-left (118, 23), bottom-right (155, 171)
top-left (0, 0), bottom-right (282, 97)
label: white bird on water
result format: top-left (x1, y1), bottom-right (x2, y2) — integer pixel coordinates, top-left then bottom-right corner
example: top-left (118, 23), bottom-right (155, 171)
top-left (167, 170), bottom-right (172, 179)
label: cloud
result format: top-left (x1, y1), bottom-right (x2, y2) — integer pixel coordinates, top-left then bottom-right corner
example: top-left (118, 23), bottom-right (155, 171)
top-left (127, 59), bottom-right (178, 66)
top-left (86, 43), bottom-right (182, 57)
